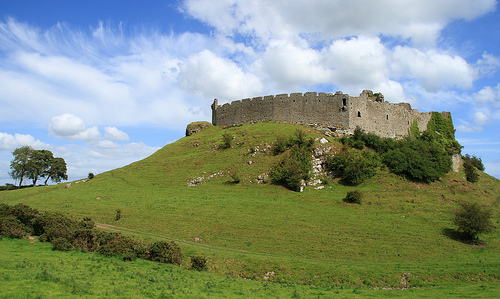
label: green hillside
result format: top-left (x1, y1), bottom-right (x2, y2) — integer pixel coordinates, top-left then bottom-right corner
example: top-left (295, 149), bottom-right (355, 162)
top-left (2, 122), bottom-right (500, 290)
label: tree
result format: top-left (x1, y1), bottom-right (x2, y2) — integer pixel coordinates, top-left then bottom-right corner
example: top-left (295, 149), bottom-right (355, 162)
top-left (9, 147), bottom-right (68, 187)
top-left (43, 157), bottom-right (68, 185)
top-left (27, 150), bottom-right (53, 186)
top-left (9, 146), bottom-right (33, 187)
top-left (453, 202), bottom-right (494, 241)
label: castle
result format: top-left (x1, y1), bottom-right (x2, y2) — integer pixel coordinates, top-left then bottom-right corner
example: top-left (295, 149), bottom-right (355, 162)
top-left (211, 90), bottom-right (450, 138)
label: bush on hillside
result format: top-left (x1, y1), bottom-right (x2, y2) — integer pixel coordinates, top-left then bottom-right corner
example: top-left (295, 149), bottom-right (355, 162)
top-left (382, 138), bottom-right (451, 183)
top-left (0, 216), bottom-right (30, 238)
top-left (463, 154), bottom-right (484, 171)
top-left (271, 145), bottom-right (312, 191)
top-left (149, 241), bottom-right (183, 265)
top-left (343, 190), bottom-right (363, 204)
top-left (220, 133), bottom-right (233, 149)
top-left (464, 160), bottom-right (479, 183)
top-left (453, 202), bottom-right (494, 241)
top-left (270, 130), bottom-right (314, 191)
top-left (191, 254), bottom-right (207, 271)
top-left (327, 148), bottom-right (379, 186)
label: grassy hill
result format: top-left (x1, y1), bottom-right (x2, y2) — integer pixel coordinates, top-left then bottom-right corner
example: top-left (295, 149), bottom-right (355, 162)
top-left (2, 122), bottom-right (500, 292)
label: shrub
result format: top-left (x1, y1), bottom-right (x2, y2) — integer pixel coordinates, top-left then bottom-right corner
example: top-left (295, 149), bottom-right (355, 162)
top-left (148, 241), bottom-right (183, 265)
top-left (270, 145), bottom-right (312, 191)
top-left (327, 149), bottom-right (379, 186)
top-left (272, 136), bottom-right (289, 155)
top-left (220, 133), bottom-right (233, 149)
top-left (0, 216), bottom-right (29, 238)
top-left (453, 202), bottom-right (494, 241)
top-left (115, 209), bottom-right (121, 221)
top-left (88, 173), bottom-right (94, 179)
top-left (52, 237), bottom-right (75, 251)
top-left (382, 138), bottom-right (450, 183)
top-left (191, 254), bottom-right (207, 271)
top-left (464, 160), bottom-right (479, 183)
top-left (463, 154), bottom-right (485, 171)
top-left (344, 190), bottom-right (363, 204)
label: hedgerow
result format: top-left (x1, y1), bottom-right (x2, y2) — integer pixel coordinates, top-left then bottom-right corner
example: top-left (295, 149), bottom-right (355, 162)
top-left (0, 203), bottom-right (186, 267)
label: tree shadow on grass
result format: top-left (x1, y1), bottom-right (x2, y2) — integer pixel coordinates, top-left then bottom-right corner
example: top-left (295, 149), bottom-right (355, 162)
top-left (442, 228), bottom-right (485, 246)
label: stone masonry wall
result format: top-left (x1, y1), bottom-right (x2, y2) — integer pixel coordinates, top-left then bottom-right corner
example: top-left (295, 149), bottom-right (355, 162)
top-left (212, 90), bottom-right (448, 138)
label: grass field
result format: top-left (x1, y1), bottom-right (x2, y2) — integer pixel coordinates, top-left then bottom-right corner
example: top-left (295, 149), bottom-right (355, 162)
top-left (1, 122), bottom-right (500, 296)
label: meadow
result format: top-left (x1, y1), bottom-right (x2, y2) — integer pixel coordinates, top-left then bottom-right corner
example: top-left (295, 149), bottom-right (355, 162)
top-left (1, 122), bottom-right (499, 296)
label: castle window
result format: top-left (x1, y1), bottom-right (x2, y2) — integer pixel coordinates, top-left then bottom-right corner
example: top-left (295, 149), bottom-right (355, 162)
top-left (343, 98), bottom-right (347, 106)
top-left (386, 115), bottom-right (388, 120)
top-left (358, 111), bottom-right (361, 117)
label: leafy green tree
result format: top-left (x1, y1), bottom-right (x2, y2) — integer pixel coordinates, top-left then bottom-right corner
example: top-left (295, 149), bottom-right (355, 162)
top-left (10, 147), bottom-right (67, 187)
top-left (453, 202), bottom-right (494, 241)
top-left (9, 146), bottom-right (33, 187)
top-left (43, 157), bottom-right (68, 185)
top-left (27, 150), bottom-right (53, 186)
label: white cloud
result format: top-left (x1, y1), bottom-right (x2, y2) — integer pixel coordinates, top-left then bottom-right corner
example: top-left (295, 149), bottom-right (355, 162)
top-left (474, 84), bottom-right (500, 107)
top-left (473, 111), bottom-right (491, 126)
top-left (178, 49), bottom-right (263, 101)
top-left (49, 114), bottom-right (101, 141)
top-left (104, 126), bottom-right (129, 142)
top-left (325, 36), bottom-right (389, 93)
top-left (392, 47), bottom-right (475, 92)
top-left (182, 0), bottom-right (496, 45)
top-left (0, 132), bottom-right (49, 150)
top-left (256, 39), bottom-right (333, 89)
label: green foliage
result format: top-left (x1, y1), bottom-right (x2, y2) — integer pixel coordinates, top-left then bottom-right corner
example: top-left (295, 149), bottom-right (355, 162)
top-left (191, 254), bottom-right (207, 271)
top-left (344, 190), bottom-right (363, 204)
top-left (9, 146), bottom-right (67, 187)
top-left (220, 132), bottom-right (233, 149)
top-left (88, 172), bottom-right (95, 179)
top-left (327, 148), bottom-right (379, 186)
top-left (464, 161), bottom-right (479, 183)
top-left (424, 112), bottom-right (462, 154)
top-left (382, 138), bottom-right (451, 183)
top-left (453, 202), bottom-right (494, 241)
top-left (463, 154), bottom-right (485, 171)
top-left (115, 209), bottom-right (122, 221)
top-left (9, 145), bottom-right (33, 187)
top-left (148, 241), bottom-right (183, 265)
top-left (270, 130), bottom-right (314, 191)
top-left (409, 120), bottom-right (421, 138)
top-left (342, 127), bottom-right (452, 184)
top-left (271, 144), bottom-right (312, 191)
top-left (0, 216), bottom-right (30, 238)
top-left (0, 203), bottom-right (37, 238)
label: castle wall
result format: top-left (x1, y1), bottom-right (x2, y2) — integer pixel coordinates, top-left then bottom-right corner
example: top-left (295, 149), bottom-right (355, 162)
top-left (212, 91), bottom-right (444, 138)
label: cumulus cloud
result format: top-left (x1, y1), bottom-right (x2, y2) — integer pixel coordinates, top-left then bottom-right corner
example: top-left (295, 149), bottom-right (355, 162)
top-left (182, 0), bottom-right (496, 45)
top-left (391, 47), bottom-right (475, 92)
top-left (104, 126), bottom-right (129, 142)
top-left (256, 40), bottom-right (333, 89)
top-left (474, 84), bottom-right (500, 107)
top-left (49, 114), bottom-right (101, 141)
top-left (0, 132), bottom-right (49, 150)
top-left (178, 49), bottom-right (263, 101)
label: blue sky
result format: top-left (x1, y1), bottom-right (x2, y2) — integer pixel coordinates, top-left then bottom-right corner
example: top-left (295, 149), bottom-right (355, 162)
top-left (1, 0), bottom-right (500, 185)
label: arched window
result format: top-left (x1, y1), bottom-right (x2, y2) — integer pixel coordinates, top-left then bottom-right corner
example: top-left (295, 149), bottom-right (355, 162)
top-left (343, 98), bottom-right (347, 106)
top-left (358, 111), bottom-right (361, 117)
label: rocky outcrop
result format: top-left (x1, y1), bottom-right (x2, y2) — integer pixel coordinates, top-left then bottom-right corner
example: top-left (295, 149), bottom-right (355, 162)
top-left (186, 121), bottom-right (213, 136)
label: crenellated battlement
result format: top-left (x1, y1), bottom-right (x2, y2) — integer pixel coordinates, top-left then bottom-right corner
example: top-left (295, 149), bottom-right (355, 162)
top-left (211, 90), bottom-right (447, 138)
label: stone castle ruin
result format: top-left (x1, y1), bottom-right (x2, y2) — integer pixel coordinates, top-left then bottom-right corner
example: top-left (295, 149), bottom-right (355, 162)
top-left (211, 90), bottom-right (450, 138)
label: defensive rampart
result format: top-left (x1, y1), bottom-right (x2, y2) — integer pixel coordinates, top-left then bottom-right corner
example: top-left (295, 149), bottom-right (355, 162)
top-left (211, 90), bottom-right (447, 138)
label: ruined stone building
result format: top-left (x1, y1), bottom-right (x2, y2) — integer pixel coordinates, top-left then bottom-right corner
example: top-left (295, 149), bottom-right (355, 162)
top-left (211, 90), bottom-right (450, 138)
